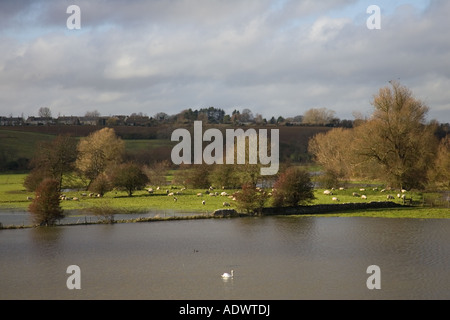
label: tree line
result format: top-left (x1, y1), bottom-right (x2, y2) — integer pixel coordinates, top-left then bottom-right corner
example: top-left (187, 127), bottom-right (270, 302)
top-left (2, 105), bottom-right (381, 128)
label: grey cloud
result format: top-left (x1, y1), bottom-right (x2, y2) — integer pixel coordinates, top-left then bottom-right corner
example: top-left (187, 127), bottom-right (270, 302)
top-left (0, 0), bottom-right (449, 122)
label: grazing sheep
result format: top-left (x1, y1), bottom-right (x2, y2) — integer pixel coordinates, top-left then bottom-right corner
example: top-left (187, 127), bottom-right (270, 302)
top-left (202, 200), bottom-right (206, 205)
top-left (197, 193), bottom-right (203, 197)
top-left (173, 197), bottom-right (178, 202)
top-left (361, 195), bottom-right (367, 200)
top-left (352, 192), bottom-right (360, 197)
top-left (168, 192), bottom-right (174, 196)
top-left (401, 189), bottom-right (407, 193)
top-left (339, 187), bottom-right (345, 190)
top-left (332, 197), bottom-right (339, 201)
top-left (81, 193), bottom-right (87, 197)
top-left (397, 194), bottom-right (401, 198)
top-left (89, 193), bottom-right (94, 197)
top-left (323, 190), bottom-right (333, 195)
top-left (387, 195), bottom-right (395, 200)
top-left (360, 188), bottom-right (365, 192)
top-left (73, 197), bottom-right (79, 201)
top-left (223, 202), bottom-right (230, 207)
top-left (380, 189), bottom-right (386, 193)
top-left (27, 196), bottom-right (33, 201)
top-left (147, 188), bottom-right (154, 194)
top-left (220, 192), bottom-right (228, 196)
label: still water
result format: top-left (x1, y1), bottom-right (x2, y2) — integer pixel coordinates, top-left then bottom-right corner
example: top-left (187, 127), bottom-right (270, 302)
top-left (1, 216), bottom-right (449, 300)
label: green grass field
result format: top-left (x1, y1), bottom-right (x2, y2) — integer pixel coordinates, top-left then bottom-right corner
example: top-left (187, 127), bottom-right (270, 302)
top-left (0, 173), bottom-right (448, 219)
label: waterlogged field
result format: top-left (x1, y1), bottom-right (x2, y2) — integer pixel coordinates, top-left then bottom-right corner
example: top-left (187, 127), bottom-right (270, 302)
top-left (0, 173), bottom-right (448, 221)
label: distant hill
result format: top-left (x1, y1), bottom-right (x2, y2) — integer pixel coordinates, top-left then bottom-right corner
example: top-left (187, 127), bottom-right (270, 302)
top-left (0, 124), bottom-right (330, 171)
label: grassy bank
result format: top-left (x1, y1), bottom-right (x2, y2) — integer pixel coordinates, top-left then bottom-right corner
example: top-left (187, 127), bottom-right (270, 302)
top-left (0, 173), bottom-right (448, 220)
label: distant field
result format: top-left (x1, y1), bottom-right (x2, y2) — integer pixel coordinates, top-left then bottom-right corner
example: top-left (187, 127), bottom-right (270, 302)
top-left (0, 130), bottom-right (55, 163)
top-left (0, 128), bottom-right (175, 170)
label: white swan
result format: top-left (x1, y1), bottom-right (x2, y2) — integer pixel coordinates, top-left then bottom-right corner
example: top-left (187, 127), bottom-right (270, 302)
top-left (221, 270), bottom-right (234, 279)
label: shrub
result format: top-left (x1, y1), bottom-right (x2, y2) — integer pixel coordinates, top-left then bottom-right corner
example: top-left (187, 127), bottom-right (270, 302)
top-left (235, 183), bottom-right (269, 214)
top-left (272, 167), bottom-right (315, 207)
top-left (28, 178), bottom-right (64, 226)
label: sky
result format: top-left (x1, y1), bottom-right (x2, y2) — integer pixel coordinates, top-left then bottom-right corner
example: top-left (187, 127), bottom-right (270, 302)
top-left (1, 0), bottom-right (449, 122)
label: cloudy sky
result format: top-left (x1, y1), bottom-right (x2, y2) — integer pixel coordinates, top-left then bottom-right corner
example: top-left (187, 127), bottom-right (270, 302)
top-left (1, 0), bottom-right (449, 122)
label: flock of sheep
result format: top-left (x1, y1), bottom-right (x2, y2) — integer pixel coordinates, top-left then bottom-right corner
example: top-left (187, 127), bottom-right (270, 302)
top-left (147, 185), bottom-right (236, 207)
top-left (323, 187), bottom-right (410, 203)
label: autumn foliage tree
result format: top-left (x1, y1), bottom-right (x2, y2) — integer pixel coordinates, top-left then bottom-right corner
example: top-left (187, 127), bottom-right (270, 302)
top-left (353, 82), bottom-right (438, 189)
top-left (308, 128), bottom-right (356, 187)
top-left (28, 178), bottom-right (64, 226)
top-left (309, 82), bottom-right (441, 190)
top-left (76, 128), bottom-right (125, 188)
top-left (272, 167), bottom-right (315, 207)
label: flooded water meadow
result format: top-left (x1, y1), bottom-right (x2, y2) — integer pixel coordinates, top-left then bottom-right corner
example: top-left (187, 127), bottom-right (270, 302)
top-left (1, 214), bottom-right (449, 300)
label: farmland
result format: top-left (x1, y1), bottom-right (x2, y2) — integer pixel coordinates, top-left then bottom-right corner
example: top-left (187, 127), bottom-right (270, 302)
top-left (1, 173), bottom-right (448, 224)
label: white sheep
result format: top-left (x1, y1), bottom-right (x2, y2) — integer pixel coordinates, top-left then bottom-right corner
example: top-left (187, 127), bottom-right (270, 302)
top-left (323, 190), bottom-right (333, 195)
top-left (197, 193), bottom-right (203, 197)
top-left (332, 197), bottom-right (339, 201)
top-left (352, 192), bottom-right (360, 197)
top-left (361, 195), bottom-right (367, 200)
top-left (202, 200), bottom-right (206, 205)
top-left (220, 192), bottom-right (228, 196)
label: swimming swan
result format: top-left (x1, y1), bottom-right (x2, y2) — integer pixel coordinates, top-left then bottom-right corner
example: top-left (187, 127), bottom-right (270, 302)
top-left (221, 270), bottom-right (234, 279)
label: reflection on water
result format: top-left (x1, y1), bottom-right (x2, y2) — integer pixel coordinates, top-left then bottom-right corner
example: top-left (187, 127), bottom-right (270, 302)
top-left (0, 210), bottom-right (207, 227)
top-left (0, 216), bottom-right (449, 300)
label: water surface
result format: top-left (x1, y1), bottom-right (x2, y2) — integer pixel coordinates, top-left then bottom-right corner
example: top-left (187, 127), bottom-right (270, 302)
top-left (1, 216), bottom-right (449, 299)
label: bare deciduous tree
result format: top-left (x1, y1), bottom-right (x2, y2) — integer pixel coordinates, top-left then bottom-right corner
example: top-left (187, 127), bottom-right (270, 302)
top-left (38, 107), bottom-right (52, 118)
